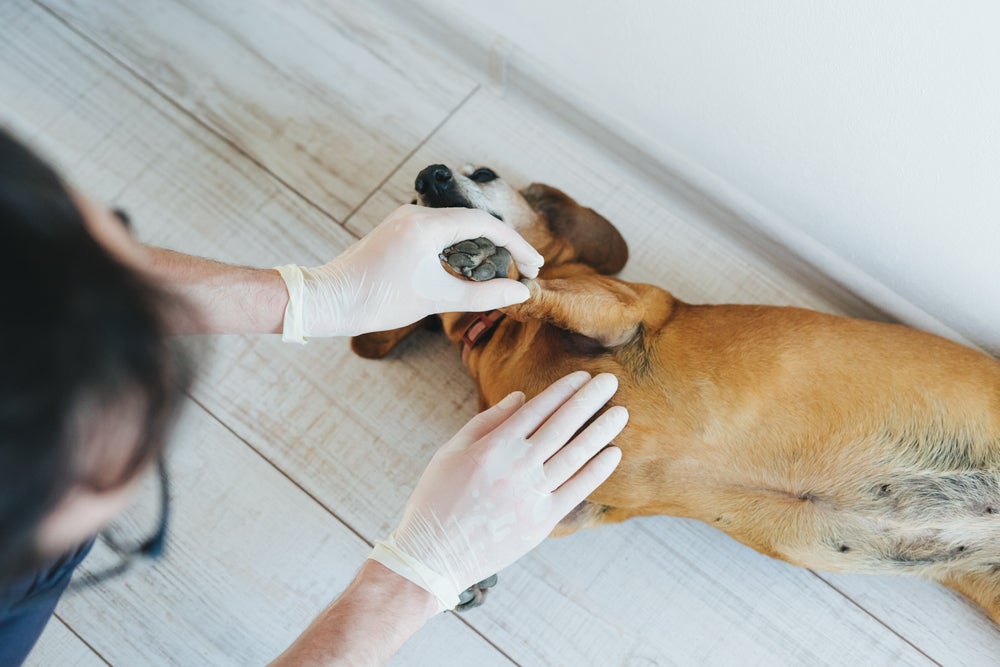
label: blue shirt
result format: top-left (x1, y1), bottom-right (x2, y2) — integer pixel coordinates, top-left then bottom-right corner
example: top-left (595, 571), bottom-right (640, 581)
top-left (0, 538), bottom-right (95, 666)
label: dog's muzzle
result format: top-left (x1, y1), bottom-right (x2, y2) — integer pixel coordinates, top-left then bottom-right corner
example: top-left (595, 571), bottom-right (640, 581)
top-left (415, 164), bottom-right (469, 208)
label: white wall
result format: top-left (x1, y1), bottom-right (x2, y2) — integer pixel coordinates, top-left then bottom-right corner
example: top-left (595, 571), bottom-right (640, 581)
top-left (411, 1), bottom-right (1000, 353)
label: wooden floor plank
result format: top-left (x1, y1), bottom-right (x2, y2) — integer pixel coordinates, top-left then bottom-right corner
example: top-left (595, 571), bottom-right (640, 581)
top-left (1, 4), bottom-right (509, 665)
top-left (37, 0), bottom-right (478, 220)
top-left (818, 572), bottom-right (1000, 666)
top-left (1, 1), bottom-right (350, 267)
top-left (25, 617), bottom-right (108, 667)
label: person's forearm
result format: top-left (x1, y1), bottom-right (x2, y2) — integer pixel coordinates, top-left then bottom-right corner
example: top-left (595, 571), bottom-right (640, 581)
top-left (270, 560), bottom-right (438, 667)
top-left (142, 246), bottom-right (288, 335)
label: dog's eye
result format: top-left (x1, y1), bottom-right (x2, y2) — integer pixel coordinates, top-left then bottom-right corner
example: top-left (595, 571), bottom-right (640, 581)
top-left (469, 168), bottom-right (498, 183)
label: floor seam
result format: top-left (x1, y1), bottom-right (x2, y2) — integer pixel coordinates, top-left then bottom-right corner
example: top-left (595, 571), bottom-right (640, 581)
top-left (451, 613), bottom-right (521, 667)
top-left (184, 391), bottom-right (373, 548)
top-left (32, 0), bottom-right (345, 232)
top-left (186, 391), bottom-right (521, 666)
top-left (808, 570), bottom-right (943, 666)
top-left (51, 613), bottom-right (114, 666)
top-left (341, 84), bottom-right (482, 230)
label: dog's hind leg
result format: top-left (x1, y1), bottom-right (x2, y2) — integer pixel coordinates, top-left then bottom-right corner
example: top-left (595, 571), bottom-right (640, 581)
top-left (503, 276), bottom-right (676, 348)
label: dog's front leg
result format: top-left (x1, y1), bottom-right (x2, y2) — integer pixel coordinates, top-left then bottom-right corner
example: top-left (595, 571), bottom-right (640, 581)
top-left (503, 276), bottom-right (674, 348)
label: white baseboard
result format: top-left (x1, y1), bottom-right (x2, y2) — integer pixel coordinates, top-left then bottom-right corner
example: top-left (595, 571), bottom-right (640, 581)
top-left (381, 0), bottom-right (983, 352)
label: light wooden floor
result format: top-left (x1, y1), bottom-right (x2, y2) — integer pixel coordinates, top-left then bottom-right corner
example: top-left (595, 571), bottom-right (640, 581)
top-left (3, 1), bottom-right (999, 665)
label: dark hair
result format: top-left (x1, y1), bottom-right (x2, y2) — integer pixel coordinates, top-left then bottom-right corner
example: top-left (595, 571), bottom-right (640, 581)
top-left (0, 127), bottom-right (190, 580)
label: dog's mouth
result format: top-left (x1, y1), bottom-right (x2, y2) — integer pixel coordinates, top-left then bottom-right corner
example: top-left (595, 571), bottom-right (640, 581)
top-left (412, 163), bottom-right (504, 221)
top-left (413, 194), bottom-right (505, 223)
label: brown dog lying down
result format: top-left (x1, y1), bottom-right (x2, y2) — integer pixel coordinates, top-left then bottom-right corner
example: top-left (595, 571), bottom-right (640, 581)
top-left (353, 163), bottom-right (1000, 620)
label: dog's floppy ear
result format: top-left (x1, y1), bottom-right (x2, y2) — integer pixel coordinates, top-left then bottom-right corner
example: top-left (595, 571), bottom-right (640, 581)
top-left (351, 317), bottom-right (439, 359)
top-left (522, 183), bottom-right (628, 274)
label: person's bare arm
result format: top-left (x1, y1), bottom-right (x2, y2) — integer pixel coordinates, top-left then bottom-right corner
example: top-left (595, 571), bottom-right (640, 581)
top-left (79, 193), bottom-right (542, 338)
top-left (143, 247), bottom-right (289, 335)
top-left (269, 561), bottom-right (437, 667)
top-left (74, 191), bottom-right (289, 335)
top-left (139, 203), bottom-right (543, 338)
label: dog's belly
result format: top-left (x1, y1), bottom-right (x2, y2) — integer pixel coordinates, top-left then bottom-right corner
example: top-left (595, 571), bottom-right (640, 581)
top-left (697, 468), bottom-right (1000, 577)
top-left (592, 403), bottom-right (1000, 578)
top-left (561, 370), bottom-right (1000, 579)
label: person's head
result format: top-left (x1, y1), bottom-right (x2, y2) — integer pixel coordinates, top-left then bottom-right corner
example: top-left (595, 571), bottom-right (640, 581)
top-left (0, 127), bottom-right (189, 579)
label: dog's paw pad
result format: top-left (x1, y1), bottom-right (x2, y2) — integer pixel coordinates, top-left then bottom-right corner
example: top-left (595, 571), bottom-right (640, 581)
top-left (455, 574), bottom-right (498, 611)
top-left (440, 238), bottom-right (511, 281)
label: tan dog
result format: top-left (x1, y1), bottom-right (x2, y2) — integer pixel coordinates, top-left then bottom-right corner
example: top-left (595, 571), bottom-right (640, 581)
top-left (353, 163), bottom-right (1000, 622)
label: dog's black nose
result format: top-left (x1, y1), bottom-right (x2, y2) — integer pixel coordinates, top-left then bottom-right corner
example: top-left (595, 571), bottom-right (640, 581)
top-left (415, 164), bottom-right (452, 196)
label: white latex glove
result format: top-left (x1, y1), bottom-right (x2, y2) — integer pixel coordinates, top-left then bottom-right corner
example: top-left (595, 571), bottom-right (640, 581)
top-left (275, 205), bottom-right (544, 341)
top-left (369, 371), bottom-right (627, 611)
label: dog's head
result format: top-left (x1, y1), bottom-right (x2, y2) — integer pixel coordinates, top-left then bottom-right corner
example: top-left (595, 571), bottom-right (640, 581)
top-left (349, 165), bottom-right (629, 360)
top-left (414, 163), bottom-right (628, 275)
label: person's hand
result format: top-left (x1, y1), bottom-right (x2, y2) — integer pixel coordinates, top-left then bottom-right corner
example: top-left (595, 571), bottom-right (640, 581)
top-left (275, 205), bottom-right (544, 341)
top-left (369, 371), bottom-right (626, 611)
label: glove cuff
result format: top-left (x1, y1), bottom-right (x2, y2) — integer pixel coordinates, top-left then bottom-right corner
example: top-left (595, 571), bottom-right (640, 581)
top-left (369, 537), bottom-right (460, 612)
top-left (274, 264), bottom-right (308, 344)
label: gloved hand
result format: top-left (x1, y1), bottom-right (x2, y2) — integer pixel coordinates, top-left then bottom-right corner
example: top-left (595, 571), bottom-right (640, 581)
top-left (369, 371), bottom-right (627, 611)
top-left (275, 205), bottom-right (544, 342)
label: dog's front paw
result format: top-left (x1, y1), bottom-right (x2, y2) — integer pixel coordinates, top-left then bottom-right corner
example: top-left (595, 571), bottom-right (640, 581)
top-left (455, 574), bottom-right (498, 611)
top-left (440, 238), bottom-right (512, 281)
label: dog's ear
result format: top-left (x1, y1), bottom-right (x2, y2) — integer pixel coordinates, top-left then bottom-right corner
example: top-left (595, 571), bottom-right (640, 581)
top-left (521, 183), bottom-right (628, 274)
top-left (350, 317), bottom-right (439, 359)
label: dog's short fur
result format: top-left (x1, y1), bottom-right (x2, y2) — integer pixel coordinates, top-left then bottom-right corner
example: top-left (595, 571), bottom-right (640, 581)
top-left (354, 164), bottom-right (1000, 622)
